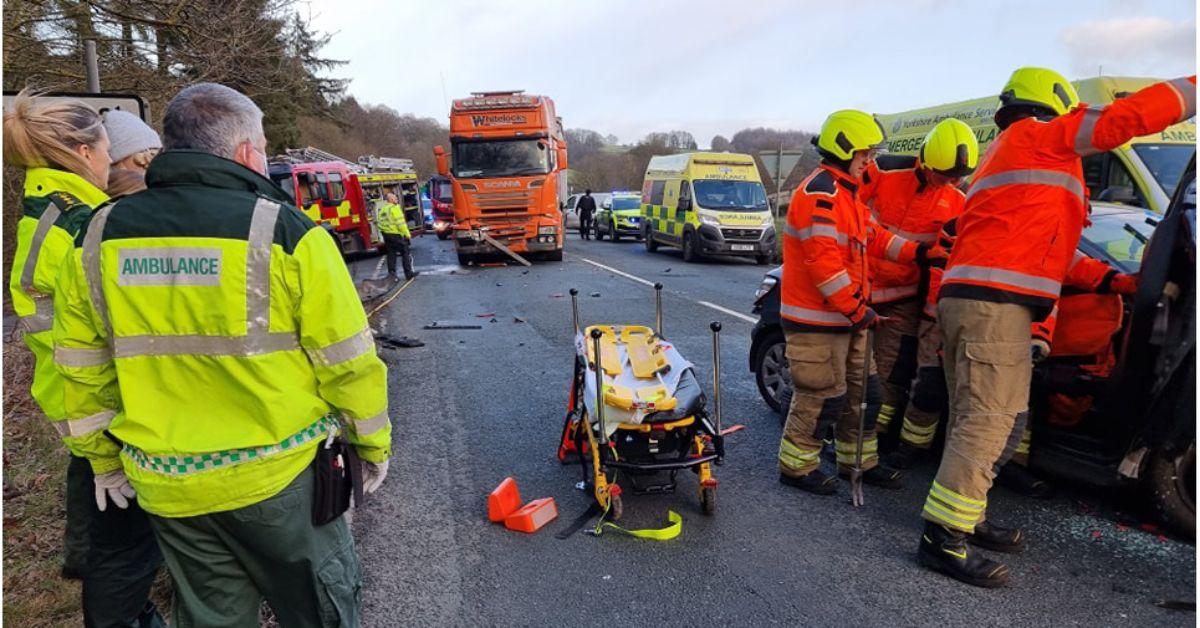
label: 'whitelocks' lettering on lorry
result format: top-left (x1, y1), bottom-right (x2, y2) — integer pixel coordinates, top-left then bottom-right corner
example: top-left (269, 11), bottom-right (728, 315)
top-left (118, 247), bottom-right (223, 286)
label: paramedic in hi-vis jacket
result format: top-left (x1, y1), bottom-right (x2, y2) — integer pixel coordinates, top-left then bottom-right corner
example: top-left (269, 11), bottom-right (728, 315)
top-left (53, 83), bottom-right (393, 625)
top-left (777, 109), bottom-right (929, 496)
top-left (917, 67), bottom-right (1195, 589)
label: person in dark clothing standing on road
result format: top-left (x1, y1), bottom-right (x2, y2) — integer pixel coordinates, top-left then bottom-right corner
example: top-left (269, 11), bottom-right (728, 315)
top-left (576, 189), bottom-right (596, 239)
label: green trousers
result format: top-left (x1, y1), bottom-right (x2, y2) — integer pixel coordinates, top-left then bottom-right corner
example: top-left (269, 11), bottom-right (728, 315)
top-left (148, 465), bottom-right (362, 627)
top-left (64, 455), bottom-right (166, 628)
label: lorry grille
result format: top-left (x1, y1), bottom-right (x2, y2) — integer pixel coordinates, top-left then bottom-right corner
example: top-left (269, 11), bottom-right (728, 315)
top-left (721, 228), bottom-right (762, 241)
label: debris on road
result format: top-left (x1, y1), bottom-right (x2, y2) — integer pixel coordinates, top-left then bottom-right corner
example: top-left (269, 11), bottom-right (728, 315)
top-left (513, 317), bottom-right (526, 323)
top-left (423, 322), bottom-right (483, 330)
top-left (589, 292), bottom-right (600, 297)
top-left (376, 334), bottom-right (425, 349)
top-left (475, 312), bottom-right (496, 318)
top-left (719, 424), bottom-right (746, 436)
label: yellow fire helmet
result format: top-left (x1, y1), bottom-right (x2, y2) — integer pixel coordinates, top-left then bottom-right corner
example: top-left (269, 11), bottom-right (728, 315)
top-left (919, 118), bottom-right (979, 178)
top-left (817, 109), bottom-right (886, 161)
top-left (999, 66), bottom-right (1080, 116)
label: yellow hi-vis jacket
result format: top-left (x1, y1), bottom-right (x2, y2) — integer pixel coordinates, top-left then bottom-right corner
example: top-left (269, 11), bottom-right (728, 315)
top-left (375, 201), bottom-right (410, 237)
top-left (53, 151), bottom-right (391, 518)
top-left (9, 168), bottom-right (108, 427)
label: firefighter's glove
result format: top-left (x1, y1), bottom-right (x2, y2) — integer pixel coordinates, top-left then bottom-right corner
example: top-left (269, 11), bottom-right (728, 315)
top-left (853, 307), bottom-right (889, 330)
top-left (1109, 273), bottom-right (1138, 295)
top-left (1031, 339), bottom-right (1051, 364)
top-left (363, 459), bottom-right (389, 494)
top-left (94, 469), bottom-right (136, 511)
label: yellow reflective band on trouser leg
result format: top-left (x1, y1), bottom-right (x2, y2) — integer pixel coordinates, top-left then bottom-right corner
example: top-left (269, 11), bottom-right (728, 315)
top-left (923, 480), bottom-right (985, 532)
top-left (1015, 428), bottom-right (1032, 456)
top-left (876, 403), bottom-right (896, 432)
top-left (900, 416), bottom-right (938, 446)
top-left (593, 510), bottom-right (682, 541)
top-left (834, 438), bottom-right (878, 465)
top-left (779, 439), bottom-right (821, 472)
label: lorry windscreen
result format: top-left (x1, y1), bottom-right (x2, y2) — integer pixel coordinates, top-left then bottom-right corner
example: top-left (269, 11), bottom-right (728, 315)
top-left (694, 180), bottom-right (768, 211)
top-left (1133, 144), bottom-right (1194, 197)
top-left (452, 139), bottom-right (549, 178)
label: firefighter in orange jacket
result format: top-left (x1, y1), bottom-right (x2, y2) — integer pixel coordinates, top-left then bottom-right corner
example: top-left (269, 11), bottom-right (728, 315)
top-left (918, 67), bottom-right (1193, 588)
top-left (777, 109), bottom-right (927, 495)
top-left (859, 118), bottom-right (976, 467)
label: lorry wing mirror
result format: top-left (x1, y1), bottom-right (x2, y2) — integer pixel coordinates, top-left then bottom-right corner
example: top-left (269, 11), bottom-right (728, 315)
top-left (557, 146), bottom-right (569, 169)
top-left (434, 145), bottom-right (449, 177)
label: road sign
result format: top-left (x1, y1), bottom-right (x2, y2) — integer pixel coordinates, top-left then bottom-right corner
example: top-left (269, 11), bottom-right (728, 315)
top-left (758, 150), bottom-right (806, 188)
top-left (2, 91), bottom-right (149, 122)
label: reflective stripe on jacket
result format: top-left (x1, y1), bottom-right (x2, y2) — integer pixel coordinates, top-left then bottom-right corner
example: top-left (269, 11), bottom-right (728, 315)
top-left (860, 155), bottom-right (965, 304)
top-left (53, 151), bottom-right (391, 518)
top-left (942, 76), bottom-right (1196, 314)
top-left (781, 164), bottom-right (919, 331)
top-left (376, 202), bottom-right (410, 237)
top-left (8, 169), bottom-right (107, 425)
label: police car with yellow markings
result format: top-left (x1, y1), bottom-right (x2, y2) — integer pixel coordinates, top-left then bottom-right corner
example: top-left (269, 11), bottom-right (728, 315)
top-left (640, 152), bottom-right (775, 264)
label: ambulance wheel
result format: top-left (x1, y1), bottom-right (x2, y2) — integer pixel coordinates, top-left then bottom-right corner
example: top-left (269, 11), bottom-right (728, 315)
top-left (756, 254), bottom-right (770, 265)
top-left (700, 486), bottom-right (717, 516)
top-left (609, 493), bottom-right (624, 522)
top-left (682, 231), bottom-right (699, 263)
top-left (644, 227), bottom-right (658, 252)
top-left (610, 222), bottom-right (621, 242)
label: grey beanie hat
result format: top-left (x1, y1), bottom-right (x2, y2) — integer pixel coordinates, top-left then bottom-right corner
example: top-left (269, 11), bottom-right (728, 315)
top-left (102, 110), bottom-right (162, 164)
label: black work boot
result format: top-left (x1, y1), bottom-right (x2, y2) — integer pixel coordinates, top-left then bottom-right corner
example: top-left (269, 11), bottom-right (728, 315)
top-left (997, 461), bottom-right (1053, 498)
top-left (918, 522), bottom-right (1011, 588)
top-left (883, 441), bottom-right (927, 470)
top-left (779, 469), bottom-right (838, 495)
top-left (968, 520), bottom-right (1026, 553)
top-left (840, 464), bottom-right (905, 489)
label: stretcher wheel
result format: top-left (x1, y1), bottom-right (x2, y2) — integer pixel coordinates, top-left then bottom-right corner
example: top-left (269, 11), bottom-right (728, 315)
top-left (700, 486), bottom-right (716, 516)
top-left (609, 493), bottom-right (624, 522)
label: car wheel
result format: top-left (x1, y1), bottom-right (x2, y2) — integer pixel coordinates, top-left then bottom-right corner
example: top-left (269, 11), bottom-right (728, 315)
top-left (644, 226), bottom-right (658, 252)
top-left (682, 231), bottom-right (698, 263)
top-left (1146, 441), bottom-right (1196, 538)
top-left (754, 329), bottom-right (792, 416)
top-left (611, 222), bottom-right (621, 242)
top-left (436, 231), bottom-right (450, 241)
top-left (456, 252), bottom-right (473, 266)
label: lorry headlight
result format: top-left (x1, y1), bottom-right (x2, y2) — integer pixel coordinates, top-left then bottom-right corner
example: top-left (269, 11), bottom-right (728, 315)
top-left (538, 226), bottom-right (558, 235)
top-left (699, 215), bottom-right (721, 227)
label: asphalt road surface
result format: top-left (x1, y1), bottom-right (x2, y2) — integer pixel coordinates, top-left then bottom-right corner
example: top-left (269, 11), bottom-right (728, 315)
top-left (350, 231), bottom-right (1195, 627)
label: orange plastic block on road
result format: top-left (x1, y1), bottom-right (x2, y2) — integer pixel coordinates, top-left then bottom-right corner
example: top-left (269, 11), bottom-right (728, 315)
top-left (504, 497), bottom-right (559, 533)
top-left (487, 477), bottom-right (522, 522)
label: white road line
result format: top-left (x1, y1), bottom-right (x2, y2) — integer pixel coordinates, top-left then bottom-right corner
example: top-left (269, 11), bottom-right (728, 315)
top-left (577, 256), bottom-right (757, 324)
top-left (698, 300), bottom-right (758, 324)
top-left (373, 256), bottom-right (386, 279)
top-left (577, 257), bottom-right (655, 287)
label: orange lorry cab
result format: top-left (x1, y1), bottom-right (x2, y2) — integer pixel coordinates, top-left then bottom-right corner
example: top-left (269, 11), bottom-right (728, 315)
top-left (781, 163), bottom-right (920, 331)
top-left (860, 154), bottom-right (966, 304)
top-left (436, 90), bottom-right (569, 265)
top-left (941, 76), bottom-right (1195, 316)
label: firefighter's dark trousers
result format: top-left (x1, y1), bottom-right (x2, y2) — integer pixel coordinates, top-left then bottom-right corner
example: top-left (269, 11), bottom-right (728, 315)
top-left (898, 317), bottom-right (947, 449)
top-left (383, 234), bottom-right (414, 279)
top-left (871, 298), bottom-right (920, 436)
top-left (65, 455), bottom-right (165, 628)
top-left (778, 328), bottom-right (882, 477)
top-left (922, 298), bottom-right (1032, 533)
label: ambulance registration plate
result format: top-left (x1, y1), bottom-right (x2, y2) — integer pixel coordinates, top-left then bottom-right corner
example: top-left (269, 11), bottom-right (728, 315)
top-left (731, 244), bottom-right (755, 252)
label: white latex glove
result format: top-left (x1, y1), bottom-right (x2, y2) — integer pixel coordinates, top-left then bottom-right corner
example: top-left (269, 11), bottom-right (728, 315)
top-left (94, 469), bottom-right (136, 511)
top-left (363, 459), bottom-right (389, 494)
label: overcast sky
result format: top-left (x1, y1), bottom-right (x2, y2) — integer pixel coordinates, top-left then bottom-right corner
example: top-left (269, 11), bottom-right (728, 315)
top-left (306, 0), bottom-right (1195, 146)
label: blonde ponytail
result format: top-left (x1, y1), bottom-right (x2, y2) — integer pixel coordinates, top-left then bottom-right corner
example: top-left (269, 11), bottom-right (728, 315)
top-left (3, 88), bottom-right (106, 188)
